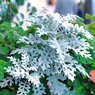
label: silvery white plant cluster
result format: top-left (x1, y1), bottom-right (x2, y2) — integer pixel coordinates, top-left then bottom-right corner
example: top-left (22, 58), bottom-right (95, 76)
top-left (0, 11), bottom-right (93, 95)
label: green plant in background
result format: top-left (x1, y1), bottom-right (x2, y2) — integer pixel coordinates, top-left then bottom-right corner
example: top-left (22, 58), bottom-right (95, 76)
top-left (0, 0), bottom-right (22, 22)
top-left (85, 13), bottom-right (95, 36)
top-left (0, 0), bottom-right (37, 60)
top-left (0, 0), bottom-right (37, 94)
top-left (0, 0), bottom-right (36, 23)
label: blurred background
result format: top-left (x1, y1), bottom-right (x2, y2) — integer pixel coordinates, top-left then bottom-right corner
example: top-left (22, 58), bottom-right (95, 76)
top-left (30, 0), bottom-right (94, 16)
top-left (0, 0), bottom-right (95, 26)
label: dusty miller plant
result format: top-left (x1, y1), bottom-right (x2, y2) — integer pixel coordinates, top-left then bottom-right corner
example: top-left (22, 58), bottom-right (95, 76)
top-left (0, 11), bottom-right (94, 95)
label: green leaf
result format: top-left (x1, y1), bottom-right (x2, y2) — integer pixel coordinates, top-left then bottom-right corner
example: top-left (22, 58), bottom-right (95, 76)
top-left (85, 13), bottom-right (92, 20)
top-left (41, 34), bottom-right (49, 40)
top-left (0, 89), bottom-right (14, 95)
top-left (92, 62), bottom-right (95, 68)
top-left (74, 81), bottom-right (86, 95)
top-left (0, 0), bottom-right (2, 4)
top-left (19, 21), bottom-right (23, 26)
top-left (89, 23), bottom-right (95, 29)
top-left (0, 66), bottom-right (3, 70)
top-left (11, 4), bottom-right (18, 14)
top-left (7, 0), bottom-right (11, 2)
top-left (92, 15), bottom-right (95, 21)
top-left (16, 0), bottom-right (24, 6)
top-left (0, 72), bottom-right (4, 79)
top-left (29, 7), bottom-right (37, 15)
top-left (0, 60), bottom-right (6, 66)
top-left (0, 46), bottom-right (9, 55)
top-left (0, 60), bottom-right (8, 74)
top-left (26, 25), bottom-right (38, 35)
top-left (0, 22), bottom-right (11, 31)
